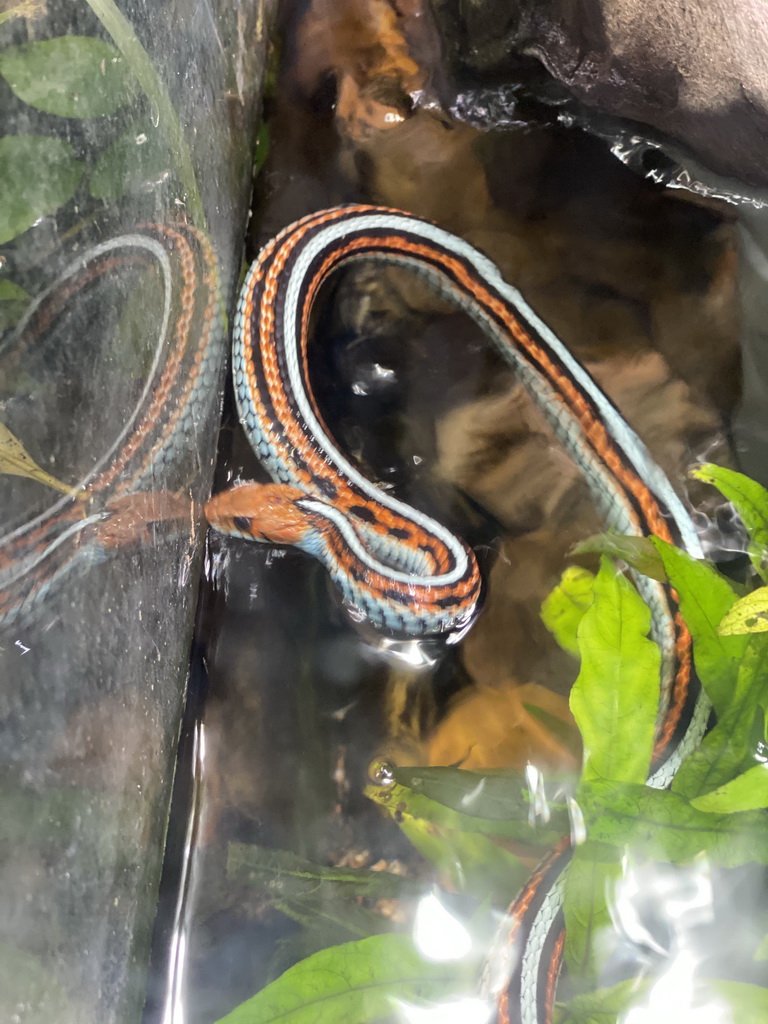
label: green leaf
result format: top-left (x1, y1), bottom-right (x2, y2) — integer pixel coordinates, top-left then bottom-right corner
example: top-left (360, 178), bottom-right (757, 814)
top-left (652, 538), bottom-right (747, 716)
top-left (556, 977), bottom-right (647, 1023)
top-left (89, 123), bottom-right (171, 200)
top-left (708, 979), bottom-right (768, 1023)
top-left (571, 533), bottom-right (666, 581)
top-left (214, 934), bottom-right (472, 1024)
top-left (580, 779), bottom-right (768, 867)
top-left (267, 925), bottom-right (375, 986)
top-left (0, 37), bottom-right (135, 117)
top-left (0, 279), bottom-right (30, 331)
top-left (570, 558), bottom-right (659, 785)
top-left (562, 842), bottom-right (621, 981)
top-left (0, 136), bottom-right (83, 244)
top-left (692, 464), bottom-right (768, 581)
top-left (391, 765), bottom-right (571, 828)
top-left (273, 895), bottom-right (389, 943)
top-left (226, 843), bottom-right (423, 902)
top-left (672, 633), bottom-right (768, 799)
top-left (691, 761), bottom-right (768, 813)
top-left (541, 566), bottom-right (595, 655)
top-left (719, 587), bottom-right (768, 635)
top-left (366, 777), bottom-right (533, 906)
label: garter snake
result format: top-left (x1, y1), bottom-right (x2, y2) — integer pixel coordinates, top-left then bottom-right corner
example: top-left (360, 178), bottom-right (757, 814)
top-left (0, 222), bottom-right (223, 629)
top-left (204, 204), bottom-right (710, 1024)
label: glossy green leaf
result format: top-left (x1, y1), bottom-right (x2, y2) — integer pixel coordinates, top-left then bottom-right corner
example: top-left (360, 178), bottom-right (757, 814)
top-left (691, 762), bottom-right (768, 813)
top-left (0, 37), bottom-right (135, 117)
top-left (692, 464), bottom-right (768, 581)
top-left (651, 538), bottom-right (747, 716)
top-left (556, 977), bottom-right (646, 1023)
top-left (570, 558), bottom-right (658, 785)
top-left (562, 842), bottom-right (621, 980)
top-left (672, 633), bottom-right (768, 799)
top-left (89, 124), bottom-right (171, 200)
top-left (214, 934), bottom-right (471, 1024)
top-left (0, 136), bottom-right (83, 244)
top-left (0, 279), bottom-right (30, 331)
top-left (541, 566), bottom-right (595, 655)
top-left (366, 777), bottom-right (533, 905)
top-left (571, 533), bottom-right (666, 581)
top-left (580, 780), bottom-right (768, 867)
top-left (719, 587), bottom-right (768, 635)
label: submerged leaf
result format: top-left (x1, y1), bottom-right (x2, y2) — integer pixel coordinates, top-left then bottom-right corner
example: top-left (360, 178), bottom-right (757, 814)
top-left (273, 894), bottom-right (389, 944)
top-left (562, 842), bottom-right (621, 981)
top-left (0, 135), bottom-right (83, 244)
top-left (557, 977), bottom-right (647, 1023)
top-left (651, 538), bottom-right (747, 716)
top-left (540, 565), bottom-right (595, 655)
top-left (0, 37), bottom-right (135, 117)
top-left (570, 558), bottom-right (659, 786)
top-left (388, 767), bottom-right (569, 836)
top-left (226, 842), bottom-right (423, 901)
top-left (571, 533), bottom-right (666, 581)
top-left (214, 933), bottom-right (472, 1024)
top-left (692, 464), bottom-right (768, 581)
top-left (719, 587), bottom-right (768, 635)
top-left (691, 762), bottom-right (768, 814)
top-left (0, 421), bottom-right (72, 493)
top-left (366, 775), bottom-right (533, 905)
top-left (580, 780), bottom-right (768, 867)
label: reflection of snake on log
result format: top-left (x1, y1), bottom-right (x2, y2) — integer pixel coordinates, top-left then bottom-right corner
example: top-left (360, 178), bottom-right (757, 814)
top-left (0, 223), bottom-right (223, 629)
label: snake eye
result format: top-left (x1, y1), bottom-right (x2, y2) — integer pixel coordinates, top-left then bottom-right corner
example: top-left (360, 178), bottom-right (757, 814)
top-left (232, 515), bottom-right (252, 534)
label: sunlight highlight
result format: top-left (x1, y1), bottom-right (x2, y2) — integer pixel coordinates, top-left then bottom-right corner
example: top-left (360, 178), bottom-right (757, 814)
top-left (395, 995), bottom-right (492, 1024)
top-left (413, 893), bottom-right (472, 962)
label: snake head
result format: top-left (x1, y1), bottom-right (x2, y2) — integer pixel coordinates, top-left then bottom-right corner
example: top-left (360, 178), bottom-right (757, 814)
top-left (205, 483), bottom-right (310, 545)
